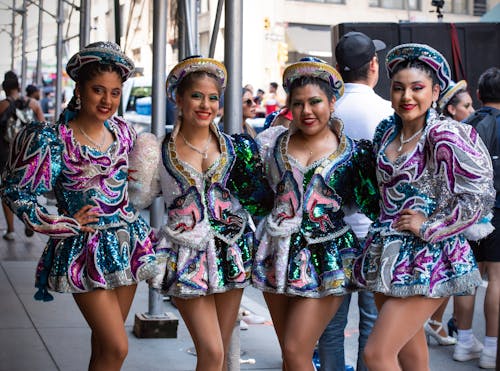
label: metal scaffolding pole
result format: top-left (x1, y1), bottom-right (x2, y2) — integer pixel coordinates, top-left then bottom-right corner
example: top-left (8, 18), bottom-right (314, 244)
top-left (208, 0), bottom-right (223, 58)
top-left (79, 0), bottom-right (90, 49)
top-left (10, 0), bottom-right (15, 71)
top-left (54, 0), bottom-right (63, 121)
top-left (224, 1), bottom-right (243, 369)
top-left (20, 0), bottom-right (27, 87)
top-left (35, 0), bottom-right (43, 85)
top-left (183, 0), bottom-right (198, 56)
top-left (149, 0), bottom-right (167, 315)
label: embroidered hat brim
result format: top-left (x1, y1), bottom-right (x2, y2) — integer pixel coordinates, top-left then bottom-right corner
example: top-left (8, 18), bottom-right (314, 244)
top-left (283, 58), bottom-right (344, 100)
top-left (438, 80), bottom-right (467, 111)
top-left (385, 43), bottom-right (451, 91)
top-left (166, 57), bottom-right (227, 100)
top-left (66, 41), bottom-right (135, 82)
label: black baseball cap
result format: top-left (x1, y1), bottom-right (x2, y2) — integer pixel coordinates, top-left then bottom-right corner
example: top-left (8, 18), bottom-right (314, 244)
top-left (335, 32), bottom-right (386, 72)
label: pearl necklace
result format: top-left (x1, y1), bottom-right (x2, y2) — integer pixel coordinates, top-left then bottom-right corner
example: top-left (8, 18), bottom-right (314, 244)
top-left (398, 128), bottom-right (423, 152)
top-left (179, 131), bottom-right (212, 159)
top-left (79, 126), bottom-right (106, 151)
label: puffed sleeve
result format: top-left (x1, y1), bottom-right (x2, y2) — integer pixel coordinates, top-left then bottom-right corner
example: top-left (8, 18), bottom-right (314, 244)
top-left (0, 122), bottom-right (81, 237)
top-left (419, 122), bottom-right (495, 243)
top-left (255, 125), bottom-right (287, 187)
top-left (227, 134), bottom-right (275, 216)
top-left (349, 139), bottom-right (380, 221)
top-left (128, 132), bottom-right (161, 209)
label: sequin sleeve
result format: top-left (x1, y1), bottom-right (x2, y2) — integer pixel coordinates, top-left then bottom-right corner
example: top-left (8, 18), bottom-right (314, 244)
top-left (350, 139), bottom-right (380, 221)
top-left (227, 134), bottom-right (274, 216)
top-left (128, 132), bottom-right (161, 209)
top-left (0, 122), bottom-right (81, 237)
top-left (420, 122), bottom-right (495, 243)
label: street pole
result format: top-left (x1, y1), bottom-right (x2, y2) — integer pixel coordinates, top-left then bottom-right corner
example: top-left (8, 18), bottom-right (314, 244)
top-left (20, 0), bottom-right (27, 87)
top-left (54, 0), bottom-right (63, 121)
top-left (10, 0), bottom-right (15, 71)
top-left (208, 0), bottom-right (223, 58)
top-left (225, 2), bottom-right (243, 368)
top-left (35, 0), bottom-right (43, 86)
top-left (79, 0), bottom-right (90, 49)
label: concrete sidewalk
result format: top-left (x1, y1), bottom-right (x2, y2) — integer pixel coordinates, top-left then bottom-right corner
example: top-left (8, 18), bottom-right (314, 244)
top-left (0, 214), bottom-right (489, 371)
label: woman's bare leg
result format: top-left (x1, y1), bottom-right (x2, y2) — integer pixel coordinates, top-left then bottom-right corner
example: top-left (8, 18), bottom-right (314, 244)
top-left (363, 294), bottom-right (446, 371)
top-left (73, 284), bottom-right (137, 371)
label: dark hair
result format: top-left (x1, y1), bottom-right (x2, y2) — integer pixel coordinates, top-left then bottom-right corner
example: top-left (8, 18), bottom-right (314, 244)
top-left (286, 76), bottom-right (334, 107)
top-left (242, 87), bottom-right (252, 97)
top-left (2, 77), bottom-right (20, 94)
top-left (26, 84), bottom-right (39, 96)
top-left (257, 88), bottom-right (265, 95)
top-left (176, 70), bottom-right (222, 99)
top-left (270, 82), bottom-right (278, 90)
top-left (76, 61), bottom-right (126, 85)
top-left (339, 60), bottom-right (370, 83)
top-left (4, 70), bottom-right (18, 81)
top-left (441, 88), bottom-right (468, 117)
top-left (478, 67), bottom-right (500, 104)
top-left (389, 59), bottom-right (439, 87)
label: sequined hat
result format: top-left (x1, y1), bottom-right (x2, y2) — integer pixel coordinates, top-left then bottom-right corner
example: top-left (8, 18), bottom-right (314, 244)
top-left (385, 43), bottom-right (451, 91)
top-left (166, 56), bottom-right (227, 100)
top-left (283, 56), bottom-right (344, 100)
top-left (438, 80), bottom-right (467, 111)
top-left (66, 41), bottom-right (135, 82)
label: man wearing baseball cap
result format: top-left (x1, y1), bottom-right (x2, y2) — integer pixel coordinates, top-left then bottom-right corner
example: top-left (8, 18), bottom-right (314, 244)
top-left (317, 31), bottom-right (393, 371)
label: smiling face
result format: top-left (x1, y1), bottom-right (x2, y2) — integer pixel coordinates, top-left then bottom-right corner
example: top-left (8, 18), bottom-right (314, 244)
top-left (76, 70), bottom-right (122, 122)
top-left (176, 75), bottom-right (220, 129)
top-left (242, 90), bottom-right (257, 120)
top-left (390, 67), bottom-right (440, 127)
top-left (289, 83), bottom-right (335, 137)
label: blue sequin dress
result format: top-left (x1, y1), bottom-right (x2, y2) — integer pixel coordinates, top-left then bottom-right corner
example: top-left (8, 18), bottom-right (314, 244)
top-left (252, 122), bottom-right (379, 298)
top-left (0, 111), bottom-right (158, 301)
top-left (135, 122), bottom-right (274, 298)
top-left (353, 110), bottom-right (495, 297)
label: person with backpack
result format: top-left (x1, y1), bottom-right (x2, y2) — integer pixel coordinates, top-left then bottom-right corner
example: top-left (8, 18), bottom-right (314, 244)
top-left (461, 67), bottom-right (500, 369)
top-left (0, 72), bottom-right (43, 240)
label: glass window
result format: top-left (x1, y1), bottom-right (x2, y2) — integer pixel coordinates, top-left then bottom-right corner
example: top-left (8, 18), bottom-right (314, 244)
top-left (369, 0), bottom-right (420, 10)
top-left (287, 0), bottom-right (344, 3)
top-left (443, 0), bottom-right (469, 14)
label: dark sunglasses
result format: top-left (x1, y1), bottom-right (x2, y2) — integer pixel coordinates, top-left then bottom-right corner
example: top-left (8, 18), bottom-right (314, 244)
top-left (243, 99), bottom-right (254, 107)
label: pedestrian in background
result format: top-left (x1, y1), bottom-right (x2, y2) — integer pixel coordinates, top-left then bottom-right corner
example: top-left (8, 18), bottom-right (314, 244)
top-left (353, 43), bottom-right (494, 371)
top-left (318, 31), bottom-right (393, 371)
top-left (0, 41), bottom-right (158, 371)
top-left (461, 67), bottom-right (500, 369)
top-left (253, 57), bottom-right (379, 371)
top-left (242, 86), bottom-right (258, 137)
top-left (129, 56), bottom-right (273, 371)
top-left (438, 79), bottom-right (475, 122)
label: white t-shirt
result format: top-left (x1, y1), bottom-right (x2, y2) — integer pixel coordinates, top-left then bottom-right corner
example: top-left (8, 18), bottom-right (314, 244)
top-left (335, 83), bottom-right (393, 238)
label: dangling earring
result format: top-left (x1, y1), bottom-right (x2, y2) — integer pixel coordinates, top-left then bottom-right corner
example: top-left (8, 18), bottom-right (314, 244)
top-left (75, 96), bottom-right (81, 110)
top-left (328, 111), bottom-right (335, 126)
top-left (432, 101), bottom-right (437, 109)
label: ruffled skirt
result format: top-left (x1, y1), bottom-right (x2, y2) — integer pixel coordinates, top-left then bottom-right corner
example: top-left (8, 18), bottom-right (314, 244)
top-left (35, 215), bottom-right (158, 300)
top-left (353, 231), bottom-right (482, 298)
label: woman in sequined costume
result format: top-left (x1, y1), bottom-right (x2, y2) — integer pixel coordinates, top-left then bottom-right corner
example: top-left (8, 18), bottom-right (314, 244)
top-left (130, 56), bottom-right (273, 371)
top-left (0, 42), bottom-right (158, 371)
top-left (353, 44), bottom-right (495, 371)
top-left (252, 57), bottom-right (379, 371)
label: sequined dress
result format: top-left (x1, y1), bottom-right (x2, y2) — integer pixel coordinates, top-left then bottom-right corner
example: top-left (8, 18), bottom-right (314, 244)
top-left (353, 110), bottom-right (495, 297)
top-left (252, 123), bottom-right (379, 298)
top-left (0, 111), bottom-right (158, 301)
top-left (148, 123), bottom-right (274, 298)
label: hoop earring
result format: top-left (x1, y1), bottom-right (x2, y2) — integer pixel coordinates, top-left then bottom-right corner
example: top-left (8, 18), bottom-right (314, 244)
top-left (75, 96), bottom-right (81, 110)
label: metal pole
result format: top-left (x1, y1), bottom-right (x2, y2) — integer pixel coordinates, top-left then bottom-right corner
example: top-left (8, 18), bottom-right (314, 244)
top-left (21, 0), bottom-right (27, 87)
top-left (208, 0), bottom-right (223, 58)
top-left (178, 1), bottom-right (186, 59)
top-left (148, 0), bottom-right (167, 316)
top-left (114, 0), bottom-right (122, 115)
top-left (54, 0), bottom-right (63, 121)
top-left (35, 0), bottom-right (43, 86)
top-left (225, 2), bottom-right (243, 368)
top-left (79, 0), bottom-right (90, 49)
top-left (11, 0), bottom-right (15, 71)
top-left (223, 0), bottom-right (242, 135)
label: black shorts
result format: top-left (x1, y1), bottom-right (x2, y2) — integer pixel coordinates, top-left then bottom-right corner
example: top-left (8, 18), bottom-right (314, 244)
top-left (470, 208), bottom-right (500, 262)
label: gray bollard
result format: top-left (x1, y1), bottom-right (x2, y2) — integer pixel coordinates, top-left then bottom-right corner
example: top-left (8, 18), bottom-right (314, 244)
top-left (227, 319), bottom-right (241, 371)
